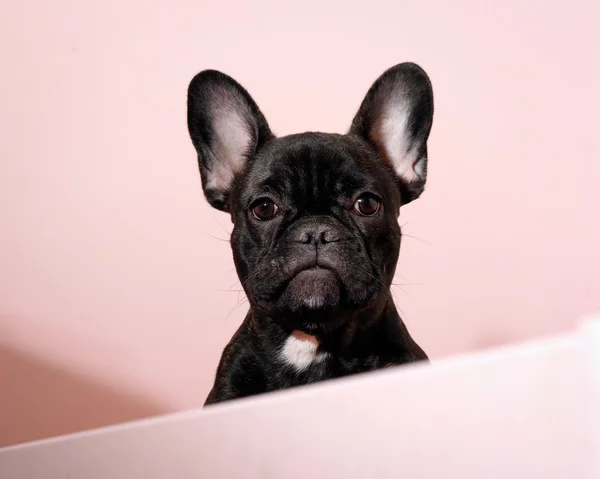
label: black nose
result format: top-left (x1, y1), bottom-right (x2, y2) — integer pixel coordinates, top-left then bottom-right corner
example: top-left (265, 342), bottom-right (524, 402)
top-left (293, 223), bottom-right (341, 246)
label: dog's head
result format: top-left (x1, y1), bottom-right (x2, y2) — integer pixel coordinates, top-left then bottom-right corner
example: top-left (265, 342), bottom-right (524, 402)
top-left (187, 63), bottom-right (433, 333)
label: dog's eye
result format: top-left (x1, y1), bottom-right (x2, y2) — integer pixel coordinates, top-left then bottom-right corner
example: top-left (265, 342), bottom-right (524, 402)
top-left (251, 199), bottom-right (279, 220)
top-left (354, 194), bottom-right (381, 216)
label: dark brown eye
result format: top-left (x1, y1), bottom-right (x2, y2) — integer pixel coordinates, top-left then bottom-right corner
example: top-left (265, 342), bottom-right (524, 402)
top-left (251, 199), bottom-right (278, 220)
top-left (354, 194), bottom-right (381, 216)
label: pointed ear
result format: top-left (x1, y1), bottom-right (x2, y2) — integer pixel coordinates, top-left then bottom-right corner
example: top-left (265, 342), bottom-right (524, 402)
top-left (187, 70), bottom-right (273, 211)
top-left (349, 63), bottom-right (434, 204)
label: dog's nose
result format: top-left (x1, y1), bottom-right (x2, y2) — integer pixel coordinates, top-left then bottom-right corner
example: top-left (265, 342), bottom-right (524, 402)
top-left (293, 225), bottom-right (341, 246)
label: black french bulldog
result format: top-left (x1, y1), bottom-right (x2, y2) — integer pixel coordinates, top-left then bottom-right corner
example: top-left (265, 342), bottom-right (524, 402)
top-left (187, 62), bottom-right (433, 405)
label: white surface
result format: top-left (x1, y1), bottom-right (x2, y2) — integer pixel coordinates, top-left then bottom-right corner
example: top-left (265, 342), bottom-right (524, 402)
top-left (582, 317), bottom-right (600, 478)
top-left (1, 317), bottom-right (599, 479)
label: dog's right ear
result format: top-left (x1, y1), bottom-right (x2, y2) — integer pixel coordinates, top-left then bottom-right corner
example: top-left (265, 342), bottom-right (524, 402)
top-left (349, 63), bottom-right (434, 205)
top-left (187, 70), bottom-right (273, 211)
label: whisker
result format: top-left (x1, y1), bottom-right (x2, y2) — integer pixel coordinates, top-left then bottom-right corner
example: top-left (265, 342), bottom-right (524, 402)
top-left (363, 270), bottom-right (400, 303)
top-left (401, 233), bottom-right (431, 245)
top-left (214, 217), bottom-right (232, 237)
top-left (236, 288), bottom-right (247, 303)
top-left (241, 270), bottom-right (262, 288)
top-left (394, 273), bottom-right (411, 282)
top-left (226, 270), bottom-right (260, 292)
top-left (390, 284), bottom-right (410, 298)
top-left (225, 296), bottom-right (249, 323)
top-left (204, 232), bottom-right (230, 243)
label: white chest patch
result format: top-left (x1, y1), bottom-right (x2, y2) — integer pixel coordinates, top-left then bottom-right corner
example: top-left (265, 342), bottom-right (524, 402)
top-left (280, 330), bottom-right (329, 372)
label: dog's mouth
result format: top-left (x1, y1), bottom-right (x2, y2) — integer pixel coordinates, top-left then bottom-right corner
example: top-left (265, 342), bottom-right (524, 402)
top-left (245, 250), bottom-right (384, 329)
top-left (279, 266), bottom-right (343, 313)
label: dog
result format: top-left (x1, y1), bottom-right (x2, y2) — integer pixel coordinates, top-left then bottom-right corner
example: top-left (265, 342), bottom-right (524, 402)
top-left (187, 62), bottom-right (433, 405)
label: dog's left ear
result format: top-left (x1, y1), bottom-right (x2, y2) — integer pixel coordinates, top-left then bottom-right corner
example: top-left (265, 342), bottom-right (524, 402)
top-left (349, 63), bottom-right (434, 204)
top-left (187, 70), bottom-right (273, 212)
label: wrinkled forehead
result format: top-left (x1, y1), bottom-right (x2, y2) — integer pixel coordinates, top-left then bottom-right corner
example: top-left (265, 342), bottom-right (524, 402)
top-left (237, 133), bottom-right (397, 204)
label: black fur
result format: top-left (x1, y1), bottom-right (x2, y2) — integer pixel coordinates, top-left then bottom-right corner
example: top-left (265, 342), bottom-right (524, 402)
top-left (187, 63), bottom-right (434, 405)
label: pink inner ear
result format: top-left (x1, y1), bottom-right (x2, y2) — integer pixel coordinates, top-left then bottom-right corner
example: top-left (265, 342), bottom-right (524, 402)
top-left (206, 107), bottom-right (252, 192)
top-left (373, 105), bottom-right (424, 184)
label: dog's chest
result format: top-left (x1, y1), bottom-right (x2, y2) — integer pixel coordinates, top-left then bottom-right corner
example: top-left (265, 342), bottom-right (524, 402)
top-left (279, 330), bottom-right (330, 372)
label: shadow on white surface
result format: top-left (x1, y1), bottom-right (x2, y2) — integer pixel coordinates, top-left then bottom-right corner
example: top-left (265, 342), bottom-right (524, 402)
top-left (0, 344), bottom-right (168, 447)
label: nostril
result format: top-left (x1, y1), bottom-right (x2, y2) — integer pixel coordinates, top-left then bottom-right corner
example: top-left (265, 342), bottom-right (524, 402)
top-left (294, 227), bottom-right (342, 245)
top-left (294, 231), bottom-right (313, 244)
top-left (320, 229), bottom-right (340, 244)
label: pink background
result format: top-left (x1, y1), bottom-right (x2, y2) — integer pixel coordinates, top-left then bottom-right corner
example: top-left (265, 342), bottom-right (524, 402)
top-left (1, 0), bottom-right (599, 447)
